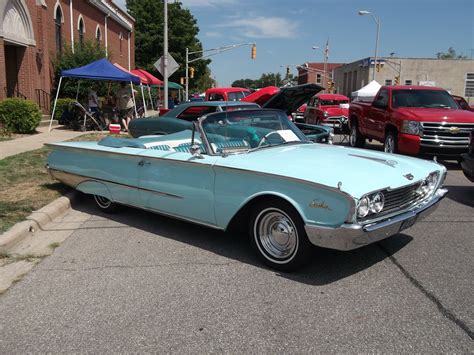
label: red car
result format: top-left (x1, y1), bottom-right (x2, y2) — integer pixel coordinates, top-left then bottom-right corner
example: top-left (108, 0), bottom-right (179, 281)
top-left (205, 87), bottom-right (251, 101)
top-left (349, 85), bottom-right (474, 157)
top-left (303, 94), bottom-right (350, 130)
top-left (452, 95), bottom-right (474, 112)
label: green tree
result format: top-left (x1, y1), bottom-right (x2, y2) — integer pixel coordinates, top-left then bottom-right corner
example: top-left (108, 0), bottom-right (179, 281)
top-left (231, 78), bottom-right (256, 89)
top-left (52, 40), bottom-right (109, 101)
top-left (232, 73), bottom-right (284, 89)
top-left (436, 47), bottom-right (467, 59)
top-left (126, 0), bottom-right (211, 93)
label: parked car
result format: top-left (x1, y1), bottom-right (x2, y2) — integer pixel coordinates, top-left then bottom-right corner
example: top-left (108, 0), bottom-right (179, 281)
top-left (129, 84), bottom-right (333, 144)
top-left (460, 131), bottom-right (474, 182)
top-left (349, 85), bottom-right (474, 157)
top-left (205, 87), bottom-right (251, 101)
top-left (304, 94), bottom-right (350, 131)
top-left (47, 108), bottom-right (448, 270)
top-left (293, 103), bottom-right (307, 123)
top-left (452, 95), bottom-right (474, 112)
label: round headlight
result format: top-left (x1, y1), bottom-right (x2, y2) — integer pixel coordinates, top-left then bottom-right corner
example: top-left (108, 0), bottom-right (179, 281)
top-left (427, 172), bottom-right (438, 190)
top-left (369, 192), bottom-right (385, 213)
top-left (323, 111), bottom-right (329, 117)
top-left (357, 196), bottom-right (370, 218)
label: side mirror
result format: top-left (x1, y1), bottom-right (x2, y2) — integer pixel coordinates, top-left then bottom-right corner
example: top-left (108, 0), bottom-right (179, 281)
top-left (190, 144), bottom-right (203, 159)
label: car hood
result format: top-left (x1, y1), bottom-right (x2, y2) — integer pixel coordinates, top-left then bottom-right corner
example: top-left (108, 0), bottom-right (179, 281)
top-left (242, 84), bottom-right (323, 115)
top-left (322, 106), bottom-right (349, 116)
top-left (216, 144), bottom-right (442, 199)
top-left (396, 107), bottom-right (474, 122)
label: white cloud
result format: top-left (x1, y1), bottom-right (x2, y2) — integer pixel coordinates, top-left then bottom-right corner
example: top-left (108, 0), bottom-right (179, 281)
top-left (204, 31), bottom-right (223, 38)
top-left (180, 0), bottom-right (236, 7)
top-left (217, 16), bottom-right (298, 39)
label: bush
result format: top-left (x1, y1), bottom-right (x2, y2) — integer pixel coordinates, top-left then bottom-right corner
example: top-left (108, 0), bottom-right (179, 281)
top-left (0, 98), bottom-right (42, 134)
top-left (53, 98), bottom-right (77, 122)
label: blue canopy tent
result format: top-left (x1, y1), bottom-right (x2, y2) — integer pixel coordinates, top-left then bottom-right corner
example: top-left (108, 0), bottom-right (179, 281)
top-left (49, 58), bottom-right (141, 131)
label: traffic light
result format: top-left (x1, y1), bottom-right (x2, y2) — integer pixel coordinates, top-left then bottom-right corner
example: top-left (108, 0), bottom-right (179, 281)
top-left (251, 44), bottom-right (256, 59)
top-left (189, 67), bottom-right (195, 78)
top-left (376, 63), bottom-right (381, 72)
top-left (394, 76), bottom-right (400, 85)
top-left (286, 66), bottom-right (290, 77)
top-left (180, 77), bottom-right (184, 85)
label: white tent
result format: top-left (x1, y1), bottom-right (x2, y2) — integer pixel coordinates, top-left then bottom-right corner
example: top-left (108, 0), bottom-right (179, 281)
top-left (351, 80), bottom-right (382, 102)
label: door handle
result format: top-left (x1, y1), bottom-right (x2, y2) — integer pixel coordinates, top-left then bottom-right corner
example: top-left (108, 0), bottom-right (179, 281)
top-left (138, 160), bottom-right (150, 167)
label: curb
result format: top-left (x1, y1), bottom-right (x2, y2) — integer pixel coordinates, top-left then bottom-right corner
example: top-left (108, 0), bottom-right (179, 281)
top-left (0, 191), bottom-right (78, 253)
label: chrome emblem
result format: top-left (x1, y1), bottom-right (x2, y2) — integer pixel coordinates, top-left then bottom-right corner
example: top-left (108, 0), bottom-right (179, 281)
top-left (449, 127), bottom-right (460, 134)
top-left (309, 200), bottom-right (332, 210)
top-left (403, 173), bottom-right (414, 180)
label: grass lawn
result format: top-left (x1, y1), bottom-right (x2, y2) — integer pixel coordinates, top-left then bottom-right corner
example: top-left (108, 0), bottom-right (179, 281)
top-left (0, 132), bottom-right (113, 233)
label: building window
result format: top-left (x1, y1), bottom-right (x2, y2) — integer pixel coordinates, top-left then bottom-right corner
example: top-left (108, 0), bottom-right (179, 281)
top-left (405, 80), bottom-right (412, 85)
top-left (78, 17), bottom-right (85, 45)
top-left (385, 79), bottom-right (393, 86)
top-left (465, 73), bottom-right (474, 97)
top-left (55, 6), bottom-right (63, 54)
top-left (96, 26), bottom-right (101, 43)
top-left (316, 73), bottom-right (321, 84)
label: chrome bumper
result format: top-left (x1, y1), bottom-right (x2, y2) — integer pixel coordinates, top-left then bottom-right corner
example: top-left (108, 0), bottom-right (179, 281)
top-left (304, 188), bottom-right (448, 251)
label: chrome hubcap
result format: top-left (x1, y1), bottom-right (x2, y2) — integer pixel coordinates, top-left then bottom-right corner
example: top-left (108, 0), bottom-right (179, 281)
top-left (256, 209), bottom-right (298, 261)
top-left (94, 195), bottom-right (111, 209)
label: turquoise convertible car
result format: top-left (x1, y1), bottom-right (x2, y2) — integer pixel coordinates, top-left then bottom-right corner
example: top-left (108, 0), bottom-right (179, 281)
top-left (47, 109), bottom-right (448, 270)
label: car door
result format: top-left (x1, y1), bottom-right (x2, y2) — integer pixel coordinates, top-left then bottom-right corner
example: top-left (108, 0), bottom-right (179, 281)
top-left (136, 135), bottom-right (218, 226)
top-left (366, 89), bottom-right (389, 139)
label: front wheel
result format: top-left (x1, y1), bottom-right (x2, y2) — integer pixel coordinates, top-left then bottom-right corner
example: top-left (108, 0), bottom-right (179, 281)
top-left (384, 131), bottom-right (398, 154)
top-left (249, 199), bottom-right (312, 271)
top-left (93, 195), bottom-right (120, 213)
top-left (350, 122), bottom-right (365, 147)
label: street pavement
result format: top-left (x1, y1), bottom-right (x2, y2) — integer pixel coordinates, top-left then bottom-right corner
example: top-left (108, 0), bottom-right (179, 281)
top-left (0, 158), bottom-right (472, 352)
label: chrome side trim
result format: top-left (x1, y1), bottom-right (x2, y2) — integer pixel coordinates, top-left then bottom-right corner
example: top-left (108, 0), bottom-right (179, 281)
top-left (48, 168), bottom-right (183, 199)
top-left (305, 188), bottom-right (448, 251)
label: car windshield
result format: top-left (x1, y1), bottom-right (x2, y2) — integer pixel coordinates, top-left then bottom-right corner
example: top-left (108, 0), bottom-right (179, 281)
top-left (200, 109), bottom-right (309, 155)
top-left (221, 104), bottom-right (260, 111)
top-left (320, 99), bottom-right (349, 106)
top-left (392, 89), bottom-right (458, 109)
top-left (227, 91), bottom-right (248, 101)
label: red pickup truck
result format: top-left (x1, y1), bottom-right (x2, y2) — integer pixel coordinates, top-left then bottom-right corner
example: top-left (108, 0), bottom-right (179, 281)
top-left (205, 87), bottom-right (251, 101)
top-left (349, 85), bottom-right (474, 157)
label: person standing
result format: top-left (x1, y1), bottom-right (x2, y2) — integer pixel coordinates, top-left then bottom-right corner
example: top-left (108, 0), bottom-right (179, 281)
top-left (88, 86), bottom-right (99, 116)
top-left (115, 82), bottom-right (135, 131)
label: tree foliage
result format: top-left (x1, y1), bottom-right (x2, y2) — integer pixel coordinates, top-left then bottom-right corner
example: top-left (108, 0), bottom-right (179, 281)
top-left (52, 40), bottom-right (109, 100)
top-left (126, 0), bottom-right (211, 93)
top-left (436, 47), bottom-right (467, 59)
top-left (232, 72), bottom-right (293, 88)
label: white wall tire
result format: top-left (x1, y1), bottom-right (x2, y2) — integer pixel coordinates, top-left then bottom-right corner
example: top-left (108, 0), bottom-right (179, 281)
top-left (93, 195), bottom-right (120, 213)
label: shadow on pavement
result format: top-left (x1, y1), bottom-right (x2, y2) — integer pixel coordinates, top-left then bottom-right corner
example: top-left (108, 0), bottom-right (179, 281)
top-left (444, 184), bottom-right (474, 207)
top-left (70, 194), bottom-right (413, 286)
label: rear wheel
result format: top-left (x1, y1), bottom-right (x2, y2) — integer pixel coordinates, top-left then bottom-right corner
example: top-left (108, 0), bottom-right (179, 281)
top-left (249, 199), bottom-right (312, 271)
top-left (350, 121), bottom-right (365, 147)
top-left (93, 195), bottom-right (120, 213)
top-left (384, 131), bottom-right (398, 154)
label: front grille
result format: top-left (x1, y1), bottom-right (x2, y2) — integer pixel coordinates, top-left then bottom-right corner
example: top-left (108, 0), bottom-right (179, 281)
top-left (360, 182), bottom-right (424, 221)
top-left (420, 122), bottom-right (474, 149)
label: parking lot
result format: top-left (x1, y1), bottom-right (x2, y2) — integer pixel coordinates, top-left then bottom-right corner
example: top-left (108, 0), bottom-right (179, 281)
top-left (0, 142), bottom-right (472, 352)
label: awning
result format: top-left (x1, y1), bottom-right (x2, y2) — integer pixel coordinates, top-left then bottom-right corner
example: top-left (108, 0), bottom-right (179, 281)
top-left (61, 58), bottom-right (140, 84)
top-left (133, 69), bottom-right (163, 86)
top-left (113, 63), bottom-right (143, 84)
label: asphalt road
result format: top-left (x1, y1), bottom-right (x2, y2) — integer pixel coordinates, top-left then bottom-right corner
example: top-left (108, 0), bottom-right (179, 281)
top-left (0, 155), bottom-right (472, 352)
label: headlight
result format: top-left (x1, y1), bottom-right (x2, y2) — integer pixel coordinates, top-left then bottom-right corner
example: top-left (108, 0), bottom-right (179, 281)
top-left (357, 196), bottom-right (370, 218)
top-left (401, 120), bottom-right (422, 136)
top-left (323, 111), bottom-right (329, 118)
top-left (369, 192), bottom-right (385, 213)
top-left (328, 132), bottom-right (334, 145)
top-left (418, 171), bottom-right (439, 196)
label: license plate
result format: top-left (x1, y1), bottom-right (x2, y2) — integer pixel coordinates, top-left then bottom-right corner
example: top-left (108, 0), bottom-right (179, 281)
top-left (400, 216), bottom-right (417, 232)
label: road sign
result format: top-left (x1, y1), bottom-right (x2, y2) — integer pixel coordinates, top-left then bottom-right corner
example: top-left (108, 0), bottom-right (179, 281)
top-left (154, 53), bottom-right (179, 78)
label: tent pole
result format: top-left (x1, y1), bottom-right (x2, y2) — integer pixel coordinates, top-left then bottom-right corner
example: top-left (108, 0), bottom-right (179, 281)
top-left (130, 81), bottom-right (138, 118)
top-left (75, 80), bottom-right (81, 101)
top-left (147, 85), bottom-right (154, 110)
top-left (140, 84), bottom-right (147, 116)
top-left (49, 76), bottom-right (63, 132)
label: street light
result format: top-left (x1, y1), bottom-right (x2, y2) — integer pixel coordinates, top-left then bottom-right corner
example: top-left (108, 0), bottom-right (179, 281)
top-left (312, 45), bottom-right (328, 89)
top-left (358, 10), bottom-right (380, 81)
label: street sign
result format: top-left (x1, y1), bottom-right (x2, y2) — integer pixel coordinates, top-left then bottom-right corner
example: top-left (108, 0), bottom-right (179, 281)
top-left (154, 53), bottom-right (179, 78)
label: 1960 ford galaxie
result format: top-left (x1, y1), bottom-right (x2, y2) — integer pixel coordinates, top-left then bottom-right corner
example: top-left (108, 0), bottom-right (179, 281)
top-left (47, 109), bottom-right (448, 270)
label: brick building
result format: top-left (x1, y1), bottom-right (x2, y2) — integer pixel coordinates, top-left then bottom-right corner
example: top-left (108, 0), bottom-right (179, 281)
top-left (297, 62), bottom-right (344, 92)
top-left (0, 0), bottom-right (135, 113)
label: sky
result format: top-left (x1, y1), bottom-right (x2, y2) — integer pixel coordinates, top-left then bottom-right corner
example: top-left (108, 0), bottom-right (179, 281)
top-left (115, 0), bottom-right (474, 87)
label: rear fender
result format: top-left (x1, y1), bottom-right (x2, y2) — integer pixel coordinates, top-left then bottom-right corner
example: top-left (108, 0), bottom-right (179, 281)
top-left (76, 180), bottom-right (113, 201)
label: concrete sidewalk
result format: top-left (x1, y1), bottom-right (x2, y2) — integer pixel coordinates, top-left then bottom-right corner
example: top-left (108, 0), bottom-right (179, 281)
top-left (0, 126), bottom-right (86, 160)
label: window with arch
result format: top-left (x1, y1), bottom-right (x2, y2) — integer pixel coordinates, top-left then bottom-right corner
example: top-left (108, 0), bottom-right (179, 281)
top-left (55, 6), bottom-right (63, 54)
top-left (96, 26), bottom-right (102, 44)
top-left (119, 32), bottom-right (124, 56)
top-left (78, 17), bottom-right (85, 45)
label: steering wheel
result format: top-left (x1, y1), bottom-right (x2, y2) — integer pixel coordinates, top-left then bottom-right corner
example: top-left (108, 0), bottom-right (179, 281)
top-left (257, 131), bottom-right (283, 147)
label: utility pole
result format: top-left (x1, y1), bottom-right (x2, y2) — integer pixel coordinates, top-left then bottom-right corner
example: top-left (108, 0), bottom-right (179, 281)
top-left (163, 0), bottom-right (168, 109)
top-left (185, 47), bottom-right (189, 101)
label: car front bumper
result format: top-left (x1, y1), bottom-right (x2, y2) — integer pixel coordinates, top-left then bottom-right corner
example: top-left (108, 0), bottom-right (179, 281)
top-left (304, 188), bottom-right (448, 251)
